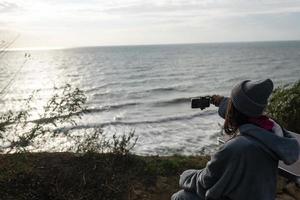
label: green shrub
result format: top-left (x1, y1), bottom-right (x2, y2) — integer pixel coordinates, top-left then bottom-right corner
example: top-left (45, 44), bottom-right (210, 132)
top-left (0, 84), bottom-right (87, 153)
top-left (70, 128), bottom-right (138, 155)
top-left (0, 84), bottom-right (137, 154)
top-left (267, 80), bottom-right (300, 133)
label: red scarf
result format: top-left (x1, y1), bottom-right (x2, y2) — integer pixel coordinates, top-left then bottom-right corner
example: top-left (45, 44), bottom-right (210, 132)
top-left (248, 115), bottom-right (274, 131)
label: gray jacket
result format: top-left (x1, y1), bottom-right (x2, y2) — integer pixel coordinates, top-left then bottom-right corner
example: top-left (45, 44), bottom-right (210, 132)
top-left (179, 98), bottom-right (300, 200)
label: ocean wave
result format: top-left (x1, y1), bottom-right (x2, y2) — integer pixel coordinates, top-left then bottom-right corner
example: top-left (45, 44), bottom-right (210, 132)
top-left (86, 96), bottom-right (193, 113)
top-left (152, 97), bottom-right (192, 106)
top-left (84, 83), bottom-right (119, 93)
top-left (55, 110), bottom-right (215, 132)
top-left (144, 86), bottom-right (181, 93)
top-left (90, 85), bottom-right (186, 99)
top-left (87, 96), bottom-right (194, 113)
top-left (86, 102), bottom-right (140, 113)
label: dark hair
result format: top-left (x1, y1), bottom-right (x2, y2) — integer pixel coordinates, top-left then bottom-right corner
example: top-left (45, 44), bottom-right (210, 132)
top-left (224, 98), bottom-right (249, 136)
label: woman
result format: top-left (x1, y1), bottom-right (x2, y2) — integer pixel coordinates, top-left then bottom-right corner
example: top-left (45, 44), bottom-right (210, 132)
top-left (171, 79), bottom-right (299, 200)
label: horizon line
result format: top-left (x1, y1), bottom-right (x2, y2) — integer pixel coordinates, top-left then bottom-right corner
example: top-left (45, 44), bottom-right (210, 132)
top-left (7, 39), bottom-right (300, 51)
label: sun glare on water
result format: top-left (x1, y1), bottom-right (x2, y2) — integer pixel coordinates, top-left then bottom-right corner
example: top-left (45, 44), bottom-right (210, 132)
top-left (1, 50), bottom-right (68, 119)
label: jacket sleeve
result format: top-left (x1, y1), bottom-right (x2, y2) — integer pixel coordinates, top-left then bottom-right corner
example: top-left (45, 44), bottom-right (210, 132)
top-left (218, 97), bottom-right (229, 119)
top-left (282, 129), bottom-right (300, 164)
top-left (179, 169), bottom-right (201, 191)
top-left (198, 143), bottom-right (236, 189)
top-left (179, 169), bottom-right (206, 199)
top-left (179, 141), bottom-right (241, 198)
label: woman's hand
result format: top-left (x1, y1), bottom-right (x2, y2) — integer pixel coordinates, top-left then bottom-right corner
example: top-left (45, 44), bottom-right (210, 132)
top-left (211, 95), bottom-right (224, 107)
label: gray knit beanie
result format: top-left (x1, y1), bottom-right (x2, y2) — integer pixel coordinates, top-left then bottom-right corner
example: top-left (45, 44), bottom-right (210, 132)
top-left (231, 79), bottom-right (274, 117)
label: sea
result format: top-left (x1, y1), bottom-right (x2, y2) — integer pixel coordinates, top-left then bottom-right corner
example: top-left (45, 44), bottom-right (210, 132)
top-left (0, 41), bottom-right (300, 155)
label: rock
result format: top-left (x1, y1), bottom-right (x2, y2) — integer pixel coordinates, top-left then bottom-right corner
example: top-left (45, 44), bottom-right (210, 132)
top-left (276, 193), bottom-right (296, 200)
top-left (285, 183), bottom-right (300, 200)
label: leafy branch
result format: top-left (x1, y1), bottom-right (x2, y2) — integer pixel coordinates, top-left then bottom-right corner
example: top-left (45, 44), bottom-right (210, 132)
top-left (0, 84), bottom-right (138, 155)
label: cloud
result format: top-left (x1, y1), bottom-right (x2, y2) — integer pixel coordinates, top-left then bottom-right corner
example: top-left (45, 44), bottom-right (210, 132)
top-left (100, 0), bottom-right (300, 16)
top-left (0, 1), bottom-right (20, 13)
top-left (1, 0), bottom-right (300, 48)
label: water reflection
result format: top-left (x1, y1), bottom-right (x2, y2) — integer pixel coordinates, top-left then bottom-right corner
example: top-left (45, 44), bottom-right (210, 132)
top-left (1, 43), bottom-right (300, 154)
top-left (0, 50), bottom-right (70, 118)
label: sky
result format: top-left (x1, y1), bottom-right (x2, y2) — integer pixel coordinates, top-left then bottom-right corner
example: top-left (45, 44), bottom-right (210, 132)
top-left (1, 0), bottom-right (300, 49)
